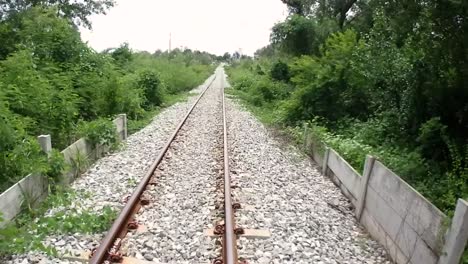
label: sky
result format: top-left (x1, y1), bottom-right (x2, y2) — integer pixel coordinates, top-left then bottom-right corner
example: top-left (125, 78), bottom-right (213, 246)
top-left (80, 0), bottom-right (288, 56)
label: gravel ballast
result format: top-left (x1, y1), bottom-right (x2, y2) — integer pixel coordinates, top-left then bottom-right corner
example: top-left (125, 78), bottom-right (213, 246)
top-left (119, 68), bottom-right (225, 263)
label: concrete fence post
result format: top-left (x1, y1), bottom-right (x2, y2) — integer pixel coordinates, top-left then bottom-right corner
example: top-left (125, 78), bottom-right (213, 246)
top-left (37, 135), bottom-right (52, 156)
top-left (356, 155), bottom-right (376, 221)
top-left (120, 113), bottom-right (128, 140)
top-left (438, 198), bottom-right (468, 264)
top-left (322, 147), bottom-right (330, 175)
top-left (303, 123), bottom-right (309, 150)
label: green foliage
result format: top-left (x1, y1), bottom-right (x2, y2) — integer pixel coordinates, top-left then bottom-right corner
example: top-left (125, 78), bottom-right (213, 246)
top-left (228, 62), bottom-right (292, 108)
top-left (70, 149), bottom-right (90, 178)
top-left (46, 149), bottom-right (67, 185)
top-left (137, 70), bottom-right (164, 108)
top-left (270, 60), bottom-right (290, 82)
top-left (127, 92), bottom-right (190, 135)
top-left (271, 15), bottom-right (321, 56)
top-left (19, 7), bottom-right (86, 65)
top-left (280, 30), bottom-right (368, 123)
top-left (417, 117), bottom-right (449, 162)
top-left (129, 51), bottom-right (215, 95)
top-left (0, 135), bottom-right (48, 192)
top-left (110, 42), bottom-right (133, 69)
top-left (0, 0), bottom-right (115, 29)
top-left (78, 118), bottom-right (117, 147)
top-left (0, 188), bottom-right (116, 256)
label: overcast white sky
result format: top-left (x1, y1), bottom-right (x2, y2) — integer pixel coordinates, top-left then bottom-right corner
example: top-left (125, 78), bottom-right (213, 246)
top-left (80, 0), bottom-right (287, 56)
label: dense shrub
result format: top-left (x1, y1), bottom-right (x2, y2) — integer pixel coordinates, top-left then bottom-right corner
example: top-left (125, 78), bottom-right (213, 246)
top-left (270, 60), bottom-right (290, 82)
top-left (137, 70), bottom-right (164, 108)
top-left (78, 118), bottom-right (117, 147)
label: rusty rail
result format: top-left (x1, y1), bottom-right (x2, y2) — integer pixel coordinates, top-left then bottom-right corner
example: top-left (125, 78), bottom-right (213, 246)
top-left (89, 75), bottom-right (217, 264)
top-left (221, 75), bottom-right (238, 264)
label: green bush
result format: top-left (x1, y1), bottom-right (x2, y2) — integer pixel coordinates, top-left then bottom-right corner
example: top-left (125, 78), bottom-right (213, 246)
top-left (46, 149), bottom-right (66, 186)
top-left (137, 70), bottom-right (164, 108)
top-left (78, 118), bottom-right (117, 147)
top-left (270, 60), bottom-right (290, 82)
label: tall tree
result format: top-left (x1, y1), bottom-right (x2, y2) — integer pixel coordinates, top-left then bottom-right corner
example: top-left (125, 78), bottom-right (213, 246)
top-left (281, 0), bottom-right (358, 28)
top-left (0, 0), bottom-right (115, 28)
top-left (281, 0), bottom-right (315, 16)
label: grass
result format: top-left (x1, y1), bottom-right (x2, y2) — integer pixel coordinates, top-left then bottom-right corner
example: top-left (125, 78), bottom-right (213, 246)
top-left (127, 91), bottom-right (192, 135)
top-left (225, 88), bottom-right (279, 125)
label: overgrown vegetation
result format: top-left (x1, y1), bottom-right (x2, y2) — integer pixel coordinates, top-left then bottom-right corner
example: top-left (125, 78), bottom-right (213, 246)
top-left (227, 0), bottom-right (468, 217)
top-left (0, 3), bottom-right (216, 193)
top-left (0, 188), bottom-right (116, 256)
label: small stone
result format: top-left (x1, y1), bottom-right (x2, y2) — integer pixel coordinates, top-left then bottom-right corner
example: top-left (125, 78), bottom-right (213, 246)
top-left (143, 253), bottom-right (154, 261)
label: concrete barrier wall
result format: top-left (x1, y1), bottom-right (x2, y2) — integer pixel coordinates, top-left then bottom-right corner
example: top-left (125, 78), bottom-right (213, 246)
top-left (362, 160), bottom-right (445, 264)
top-left (61, 138), bottom-right (93, 185)
top-left (0, 173), bottom-right (47, 225)
top-left (306, 129), bottom-right (467, 264)
top-left (325, 149), bottom-right (361, 206)
top-left (310, 142), bottom-right (324, 167)
top-left (0, 114), bottom-right (127, 226)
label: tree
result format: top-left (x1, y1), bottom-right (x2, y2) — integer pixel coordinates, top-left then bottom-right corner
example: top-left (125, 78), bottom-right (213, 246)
top-left (281, 0), bottom-right (314, 16)
top-left (281, 0), bottom-right (358, 28)
top-left (17, 7), bottom-right (85, 65)
top-left (255, 45), bottom-right (276, 58)
top-left (222, 52), bottom-right (231, 61)
top-left (232, 51), bottom-right (241, 60)
top-left (271, 15), bottom-right (321, 55)
top-left (110, 43), bottom-right (133, 68)
top-left (0, 0), bottom-right (115, 28)
top-left (335, 0), bottom-right (358, 28)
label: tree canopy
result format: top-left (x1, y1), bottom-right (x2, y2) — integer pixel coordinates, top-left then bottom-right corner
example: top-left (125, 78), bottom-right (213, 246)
top-left (0, 0), bottom-right (114, 28)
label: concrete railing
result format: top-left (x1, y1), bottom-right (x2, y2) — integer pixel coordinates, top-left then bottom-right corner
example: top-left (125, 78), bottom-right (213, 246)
top-left (304, 127), bottom-right (468, 264)
top-left (0, 114), bottom-right (127, 226)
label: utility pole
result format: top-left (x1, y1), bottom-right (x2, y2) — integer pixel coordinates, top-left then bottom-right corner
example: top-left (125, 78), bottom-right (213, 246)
top-left (169, 32), bottom-right (172, 53)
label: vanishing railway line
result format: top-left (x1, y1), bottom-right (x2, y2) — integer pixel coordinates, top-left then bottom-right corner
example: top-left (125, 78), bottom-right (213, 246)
top-left (89, 67), bottom-right (242, 264)
top-left (1, 67), bottom-right (390, 264)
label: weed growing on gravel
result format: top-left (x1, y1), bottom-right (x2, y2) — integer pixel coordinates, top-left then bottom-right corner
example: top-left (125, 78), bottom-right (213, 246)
top-left (70, 149), bottom-right (90, 179)
top-left (126, 177), bottom-right (138, 187)
top-left (46, 149), bottom-right (68, 188)
top-left (0, 188), bottom-right (117, 257)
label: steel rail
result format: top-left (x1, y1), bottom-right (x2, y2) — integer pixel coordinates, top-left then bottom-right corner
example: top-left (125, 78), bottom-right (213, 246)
top-left (221, 74), bottom-right (238, 264)
top-left (89, 74), bottom-right (217, 264)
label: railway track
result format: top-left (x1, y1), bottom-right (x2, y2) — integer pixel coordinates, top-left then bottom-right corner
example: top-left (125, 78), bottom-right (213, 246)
top-left (89, 68), bottom-right (242, 264)
top-left (1, 67), bottom-right (390, 264)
